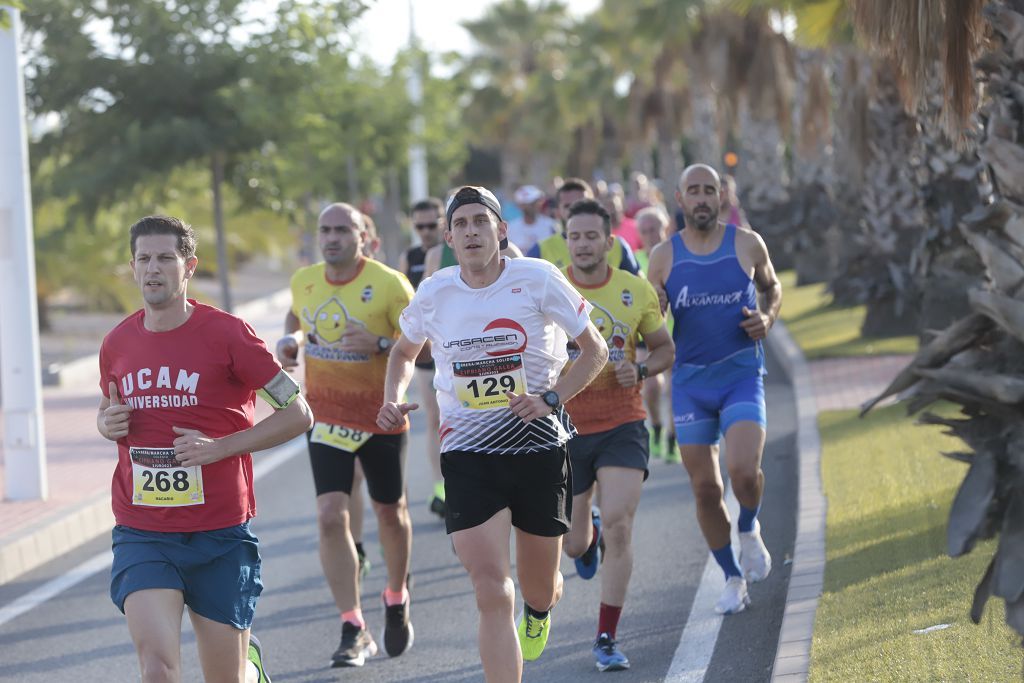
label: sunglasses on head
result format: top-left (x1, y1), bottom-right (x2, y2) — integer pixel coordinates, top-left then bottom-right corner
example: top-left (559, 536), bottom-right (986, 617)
top-left (414, 221), bottom-right (439, 231)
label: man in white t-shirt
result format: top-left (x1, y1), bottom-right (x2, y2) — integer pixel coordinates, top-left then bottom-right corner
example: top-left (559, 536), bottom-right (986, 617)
top-left (377, 186), bottom-right (608, 681)
top-left (506, 184), bottom-right (558, 254)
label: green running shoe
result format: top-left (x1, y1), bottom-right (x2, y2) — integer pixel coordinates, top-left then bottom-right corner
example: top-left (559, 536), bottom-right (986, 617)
top-left (247, 633), bottom-right (272, 683)
top-left (649, 432), bottom-right (664, 460)
top-left (428, 481), bottom-right (446, 518)
top-left (517, 608), bottom-right (552, 661)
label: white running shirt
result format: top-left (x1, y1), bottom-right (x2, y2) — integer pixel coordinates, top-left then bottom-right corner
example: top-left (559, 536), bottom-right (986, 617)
top-left (400, 257), bottom-right (593, 455)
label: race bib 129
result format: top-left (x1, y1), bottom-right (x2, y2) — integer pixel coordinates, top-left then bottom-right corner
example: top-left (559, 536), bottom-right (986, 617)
top-left (453, 355), bottom-right (528, 409)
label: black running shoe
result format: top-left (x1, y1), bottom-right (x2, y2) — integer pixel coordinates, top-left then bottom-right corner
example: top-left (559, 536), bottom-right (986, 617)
top-left (331, 622), bottom-right (378, 668)
top-left (382, 594), bottom-right (414, 657)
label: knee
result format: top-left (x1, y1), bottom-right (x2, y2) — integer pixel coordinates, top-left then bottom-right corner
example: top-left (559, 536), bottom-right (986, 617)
top-left (727, 466), bottom-right (760, 495)
top-left (138, 650), bottom-right (179, 683)
top-left (373, 499), bottom-right (408, 529)
top-left (316, 499), bottom-right (349, 534)
top-left (602, 516), bottom-right (632, 552)
top-left (472, 573), bottom-right (515, 615)
top-left (692, 478), bottom-right (724, 509)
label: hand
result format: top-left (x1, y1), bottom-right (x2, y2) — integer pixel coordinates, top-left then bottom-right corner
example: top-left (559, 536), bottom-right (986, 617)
top-left (276, 336), bottom-right (299, 370)
top-left (655, 284), bottom-right (668, 313)
top-left (739, 306), bottom-right (772, 340)
top-left (614, 361), bottom-right (640, 388)
top-left (172, 427), bottom-right (226, 467)
top-left (339, 323), bottom-right (382, 355)
top-left (504, 390), bottom-right (550, 423)
top-left (102, 381), bottom-right (131, 440)
top-left (377, 401), bottom-right (419, 430)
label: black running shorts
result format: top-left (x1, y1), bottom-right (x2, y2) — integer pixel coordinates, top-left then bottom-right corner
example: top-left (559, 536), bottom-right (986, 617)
top-left (440, 445), bottom-right (572, 537)
top-left (568, 420), bottom-right (650, 496)
top-left (307, 432), bottom-right (406, 504)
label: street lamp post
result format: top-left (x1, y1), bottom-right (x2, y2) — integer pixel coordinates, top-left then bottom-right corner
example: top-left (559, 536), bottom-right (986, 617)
top-left (0, 6), bottom-right (48, 501)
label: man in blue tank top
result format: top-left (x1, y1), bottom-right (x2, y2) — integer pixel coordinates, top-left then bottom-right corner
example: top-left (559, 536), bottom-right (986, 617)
top-left (647, 164), bottom-right (783, 615)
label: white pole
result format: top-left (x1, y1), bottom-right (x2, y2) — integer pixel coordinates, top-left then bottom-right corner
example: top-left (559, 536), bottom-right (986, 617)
top-left (406, 0), bottom-right (428, 204)
top-left (0, 7), bottom-right (48, 501)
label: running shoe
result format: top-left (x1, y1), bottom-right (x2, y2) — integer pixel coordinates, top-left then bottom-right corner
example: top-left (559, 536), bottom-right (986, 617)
top-left (575, 507), bottom-right (602, 580)
top-left (517, 609), bottom-right (552, 661)
top-left (664, 441), bottom-right (681, 464)
top-left (428, 481), bottom-right (446, 518)
top-left (247, 633), bottom-right (272, 683)
top-left (739, 519), bottom-right (772, 582)
top-left (714, 576), bottom-right (750, 615)
top-left (593, 632), bottom-right (630, 672)
top-left (357, 545), bottom-right (371, 580)
top-left (331, 622), bottom-right (378, 667)
top-left (382, 593), bottom-right (414, 657)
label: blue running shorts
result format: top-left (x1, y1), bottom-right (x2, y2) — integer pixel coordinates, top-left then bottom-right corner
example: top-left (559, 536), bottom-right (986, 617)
top-left (672, 374), bottom-right (766, 445)
top-left (110, 521), bottom-right (262, 630)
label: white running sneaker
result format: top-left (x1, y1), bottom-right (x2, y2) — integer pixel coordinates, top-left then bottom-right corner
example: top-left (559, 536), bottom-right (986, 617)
top-left (715, 576), bottom-right (750, 615)
top-left (739, 519), bottom-right (772, 582)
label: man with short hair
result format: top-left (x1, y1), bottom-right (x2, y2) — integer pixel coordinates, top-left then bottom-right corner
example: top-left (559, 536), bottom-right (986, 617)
top-left (398, 197), bottom-right (447, 517)
top-left (276, 203), bottom-right (416, 667)
top-left (506, 184), bottom-right (558, 253)
top-left (559, 199), bottom-right (674, 672)
top-left (98, 215), bottom-right (314, 683)
top-left (378, 186), bottom-right (608, 682)
top-left (647, 164), bottom-right (782, 615)
top-left (528, 178), bottom-right (640, 275)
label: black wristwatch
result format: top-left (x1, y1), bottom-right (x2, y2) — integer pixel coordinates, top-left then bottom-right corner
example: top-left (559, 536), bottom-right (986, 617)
top-left (377, 336), bottom-right (392, 353)
top-left (541, 390), bottom-right (561, 413)
top-left (635, 362), bottom-right (649, 380)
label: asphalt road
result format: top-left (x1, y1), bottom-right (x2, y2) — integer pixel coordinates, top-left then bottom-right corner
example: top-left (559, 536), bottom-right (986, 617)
top-left (0, 353), bottom-right (797, 682)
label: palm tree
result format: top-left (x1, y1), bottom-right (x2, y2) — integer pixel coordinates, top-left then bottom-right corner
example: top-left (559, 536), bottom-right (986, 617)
top-left (856, 0), bottom-right (1024, 638)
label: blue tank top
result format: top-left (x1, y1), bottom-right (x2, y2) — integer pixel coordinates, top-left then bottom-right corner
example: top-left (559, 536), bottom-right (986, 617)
top-left (664, 225), bottom-right (764, 384)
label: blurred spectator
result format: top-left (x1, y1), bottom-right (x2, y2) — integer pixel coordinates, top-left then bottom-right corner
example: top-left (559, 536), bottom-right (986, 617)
top-left (600, 191), bottom-right (642, 252)
top-left (506, 184), bottom-right (558, 253)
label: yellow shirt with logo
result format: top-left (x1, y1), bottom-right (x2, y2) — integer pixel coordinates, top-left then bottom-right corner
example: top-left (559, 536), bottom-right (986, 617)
top-left (291, 258), bottom-right (414, 434)
top-left (562, 265), bottom-right (663, 435)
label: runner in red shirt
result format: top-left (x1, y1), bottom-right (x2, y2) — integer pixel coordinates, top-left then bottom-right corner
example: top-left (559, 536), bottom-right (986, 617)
top-left (97, 215), bottom-right (313, 683)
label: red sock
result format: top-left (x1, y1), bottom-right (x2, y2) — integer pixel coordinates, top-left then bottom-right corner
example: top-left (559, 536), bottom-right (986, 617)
top-left (598, 603), bottom-right (622, 639)
top-left (341, 608), bottom-right (365, 629)
top-left (384, 586), bottom-right (408, 606)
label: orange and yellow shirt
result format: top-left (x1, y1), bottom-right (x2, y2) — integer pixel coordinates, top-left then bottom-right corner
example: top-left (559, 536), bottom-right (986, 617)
top-left (291, 258), bottom-right (414, 434)
top-left (562, 265), bottom-right (663, 435)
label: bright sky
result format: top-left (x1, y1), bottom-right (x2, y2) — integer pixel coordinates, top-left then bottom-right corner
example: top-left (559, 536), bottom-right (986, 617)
top-left (350, 0), bottom-right (602, 67)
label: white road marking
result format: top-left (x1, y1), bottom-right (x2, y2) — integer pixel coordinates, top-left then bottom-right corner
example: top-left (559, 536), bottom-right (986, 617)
top-left (665, 486), bottom-right (741, 683)
top-left (0, 437), bottom-right (305, 628)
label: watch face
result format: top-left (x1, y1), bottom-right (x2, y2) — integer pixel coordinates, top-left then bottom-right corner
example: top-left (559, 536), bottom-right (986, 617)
top-left (543, 391), bottom-right (559, 407)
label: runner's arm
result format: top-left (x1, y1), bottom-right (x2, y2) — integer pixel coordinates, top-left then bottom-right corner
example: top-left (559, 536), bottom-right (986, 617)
top-left (423, 244), bottom-right (442, 278)
top-left (276, 309), bottom-right (303, 369)
top-left (638, 324), bottom-right (674, 378)
top-left (377, 334), bottom-right (427, 430)
top-left (174, 372), bottom-right (314, 467)
top-left (646, 240), bottom-right (673, 313)
top-left (551, 321), bottom-right (608, 403)
top-left (742, 230), bottom-right (782, 339)
top-left (398, 250), bottom-right (409, 276)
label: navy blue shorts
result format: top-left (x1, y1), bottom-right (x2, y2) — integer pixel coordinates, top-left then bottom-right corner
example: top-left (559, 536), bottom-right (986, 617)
top-left (568, 420), bottom-right (650, 496)
top-left (672, 374), bottom-right (766, 445)
top-left (110, 522), bottom-right (262, 630)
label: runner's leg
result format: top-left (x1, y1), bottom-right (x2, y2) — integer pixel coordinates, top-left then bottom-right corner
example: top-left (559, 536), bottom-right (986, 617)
top-left (190, 611), bottom-right (249, 683)
top-left (515, 529), bottom-right (564, 614)
top-left (593, 466), bottom-right (644, 607)
top-left (124, 588), bottom-right (185, 683)
top-left (563, 485), bottom-right (596, 558)
top-left (316, 491), bottom-right (360, 613)
top-left (453, 509), bottom-right (520, 683)
top-left (678, 444), bottom-right (730, 548)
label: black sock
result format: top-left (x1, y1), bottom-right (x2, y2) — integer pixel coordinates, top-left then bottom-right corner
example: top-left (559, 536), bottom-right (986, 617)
top-left (355, 542), bottom-right (365, 558)
top-left (652, 424), bottom-right (662, 442)
top-left (526, 604), bottom-right (549, 620)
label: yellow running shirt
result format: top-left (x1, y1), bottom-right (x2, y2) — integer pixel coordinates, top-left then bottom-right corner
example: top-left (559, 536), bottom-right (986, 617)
top-left (291, 258), bottom-right (414, 434)
top-left (562, 265), bottom-right (663, 435)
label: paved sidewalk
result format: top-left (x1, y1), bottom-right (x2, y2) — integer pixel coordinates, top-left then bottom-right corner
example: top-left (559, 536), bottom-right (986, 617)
top-left (807, 354), bottom-right (912, 412)
top-left (0, 287), bottom-right (293, 586)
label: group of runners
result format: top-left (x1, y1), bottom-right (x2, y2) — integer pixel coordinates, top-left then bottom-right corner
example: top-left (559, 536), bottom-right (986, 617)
top-left (97, 162), bottom-right (782, 682)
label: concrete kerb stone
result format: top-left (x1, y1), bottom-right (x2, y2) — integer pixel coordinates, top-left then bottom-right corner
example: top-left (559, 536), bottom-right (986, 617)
top-left (767, 321), bottom-right (828, 683)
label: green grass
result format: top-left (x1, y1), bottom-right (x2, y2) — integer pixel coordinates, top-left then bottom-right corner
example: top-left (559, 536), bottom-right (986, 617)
top-left (778, 270), bottom-right (918, 359)
top-left (809, 404), bottom-right (1023, 682)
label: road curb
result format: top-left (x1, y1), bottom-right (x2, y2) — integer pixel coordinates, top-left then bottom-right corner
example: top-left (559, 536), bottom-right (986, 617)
top-left (766, 321), bottom-right (827, 682)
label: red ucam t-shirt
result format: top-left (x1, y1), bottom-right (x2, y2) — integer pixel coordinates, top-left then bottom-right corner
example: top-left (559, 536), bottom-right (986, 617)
top-left (98, 301), bottom-right (282, 533)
